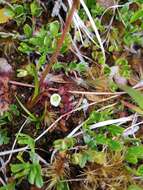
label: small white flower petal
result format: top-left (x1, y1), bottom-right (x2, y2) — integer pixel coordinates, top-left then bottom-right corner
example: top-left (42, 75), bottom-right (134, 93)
top-left (50, 93), bottom-right (61, 107)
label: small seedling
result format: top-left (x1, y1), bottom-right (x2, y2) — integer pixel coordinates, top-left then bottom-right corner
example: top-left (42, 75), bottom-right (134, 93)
top-left (11, 133), bottom-right (43, 188)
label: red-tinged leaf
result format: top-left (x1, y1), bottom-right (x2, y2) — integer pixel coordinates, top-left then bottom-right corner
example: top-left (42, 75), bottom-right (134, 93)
top-left (121, 100), bottom-right (143, 115)
top-left (0, 58), bottom-right (13, 114)
top-left (119, 85), bottom-right (143, 110)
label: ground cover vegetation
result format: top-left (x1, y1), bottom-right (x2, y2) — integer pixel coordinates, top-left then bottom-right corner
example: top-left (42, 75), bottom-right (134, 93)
top-left (1, 0), bottom-right (143, 189)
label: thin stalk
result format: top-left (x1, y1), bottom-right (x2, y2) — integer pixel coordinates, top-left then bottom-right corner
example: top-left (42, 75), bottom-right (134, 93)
top-left (40, 0), bottom-right (80, 84)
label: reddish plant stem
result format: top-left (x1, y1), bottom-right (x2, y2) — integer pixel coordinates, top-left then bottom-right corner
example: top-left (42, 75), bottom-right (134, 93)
top-left (40, 0), bottom-right (79, 84)
top-left (9, 80), bottom-right (34, 88)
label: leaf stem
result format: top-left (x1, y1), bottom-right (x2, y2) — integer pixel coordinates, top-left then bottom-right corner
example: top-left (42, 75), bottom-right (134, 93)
top-left (40, 0), bottom-right (80, 84)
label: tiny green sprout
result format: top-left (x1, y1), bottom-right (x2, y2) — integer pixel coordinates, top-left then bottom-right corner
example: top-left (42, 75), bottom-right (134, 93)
top-left (17, 69), bottom-right (28, 77)
top-left (50, 93), bottom-right (61, 107)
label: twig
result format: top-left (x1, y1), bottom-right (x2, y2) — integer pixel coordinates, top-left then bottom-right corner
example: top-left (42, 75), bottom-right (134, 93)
top-left (0, 177), bottom-right (5, 186)
top-left (9, 81), bottom-right (143, 96)
top-left (69, 90), bottom-right (125, 95)
top-left (100, 2), bottom-right (131, 21)
top-left (96, 102), bottom-right (117, 112)
top-left (9, 80), bottom-right (34, 88)
top-left (0, 147), bottom-right (28, 157)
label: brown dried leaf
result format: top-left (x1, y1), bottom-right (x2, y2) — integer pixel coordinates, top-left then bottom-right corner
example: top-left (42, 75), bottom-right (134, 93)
top-left (85, 94), bottom-right (101, 102)
top-left (59, 119), bottom-right (68, 132)
top-left (44, 74), bottom-right (68, 84)
top-left (130, 57), bottom-right (143, 74)
top-left (86, 77), bottom-right (109, 91)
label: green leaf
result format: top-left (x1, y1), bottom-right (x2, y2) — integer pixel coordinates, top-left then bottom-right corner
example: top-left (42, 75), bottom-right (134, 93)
top-left (83, 134), bottom-right (97, 148)
top-left (11, 163), bottom-right (30, 173)
top-left (54, 138), bottom-right (76, 151)
top-left (34, 164), bottom-right (43, 188)
top-left (87, 150), bottom-right (106, 164)
top-left (72, 150), bottom-right (106, 168)
top-left (137, 164), bottom-right (143, 175)
top-left (28, 162), bottom-right (43, 188)
top-left (14, 5), bottom-right (24, 16)
top-left (9, 104), bottom-right (20, 116)
top-left (0, 129), bottom-right (9, 145)
top-left (26, 64), bottom-right (39, 100)
top-left (130, 9), bottom-right (143, 23)
top-left (0, 183), bottom-right (15, 190)
top-left (49, 21), bottom-right (60, 37)
top-left (52, 62), bottom-right (65, 71)
top-left (15, 96), bottom-right (37, 121)
top-left (11, 162), bottom-right (43, 188)
top-left (4, 7), bottom-right (15, 18)
top-left (128, 185), bottom-right (143, 190)
top-left (125, 146), bottom-right (143, 164)
top-left (107, 125), bottom-right (124, 136)
top-left (28, 164), bottom-right (37, 185)
top-left (119, 85), bottom-right (143, 111)
top-left (86, 111), bottom-right (101, 124)
top-left (29, 37), bottom-right (42, 46)
top-left (108, 139), bottom-right (123, 151)
top-left (57, 181), bottom-right (70, 190)
top-left (17, 133), bottom-right (35, 152)
top-left (43, 35), bottom-right (50, 46)
top-left (126, 153), bottom-right (138, 164)
top-left (128, 146), bottom-right (143, 156)
top-left (72, 152), bottom-right (88, 168)
top-left (60, 33), bottom-right (72, 53)
top-left (95, 134), bottom-right (107, 145)
top-left (14, 168), bottom-right (30, 179)
top-left (23, 24), bottom-right (32, 38)
top-left (30, 0), bottom-right (42, 17)
top-left (116, 58), bottom-right (131, 78)
top-left (18, 42), bottom-right (34, 54)
top-left (38, 54), bottom-right (46, 69)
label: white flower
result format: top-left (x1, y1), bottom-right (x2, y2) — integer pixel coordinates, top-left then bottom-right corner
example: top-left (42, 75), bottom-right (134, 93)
top-left (50, 93), bottom-right (61, 107)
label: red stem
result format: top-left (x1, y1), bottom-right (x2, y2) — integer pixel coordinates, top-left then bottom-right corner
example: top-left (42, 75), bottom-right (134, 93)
top-left (40, 0), bottom-right (79, 84)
